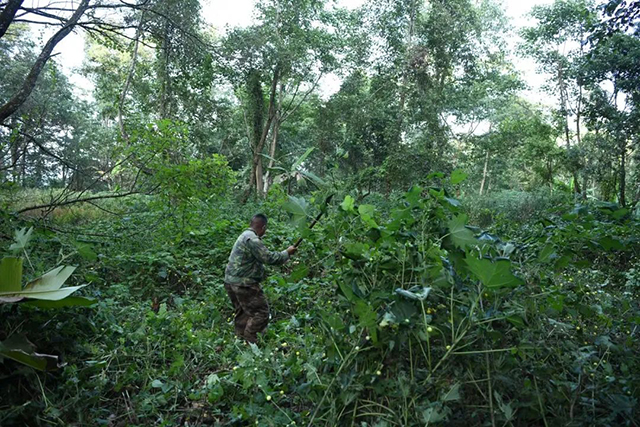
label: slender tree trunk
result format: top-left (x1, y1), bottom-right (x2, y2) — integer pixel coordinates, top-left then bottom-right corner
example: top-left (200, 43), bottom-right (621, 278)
top-left (557, 60), bottom-right (581, 194)
top-left (159, 21), bottom-right (171, 120)
top-left (479, 151), bottom-right (489, 195)
top-left (397, 0), bottom-right (417, 143)
top-left (256, 157), bottom-right (264, 196)
top-left (264, 83), bottom-right (283, 195)
top-left (119, 12), bottom-right (145, 142)
top-left (10, 138), bottom-right (20, 182)
top-left (244, 66), bottom-right (280, 202)
top-left (0, 0), bottom-right (90, 124)
top-left (619, 139), bottom-right (626, 206)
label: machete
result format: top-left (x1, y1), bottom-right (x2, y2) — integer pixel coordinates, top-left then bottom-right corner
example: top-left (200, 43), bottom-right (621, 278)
top-left (293, 193), bottom-right (334, 248)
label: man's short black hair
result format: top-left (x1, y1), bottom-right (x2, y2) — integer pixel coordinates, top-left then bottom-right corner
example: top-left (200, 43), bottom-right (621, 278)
top-left (251, 213), bottom-right (268, 227)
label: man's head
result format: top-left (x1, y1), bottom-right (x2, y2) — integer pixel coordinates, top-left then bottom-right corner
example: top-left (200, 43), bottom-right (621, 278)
top-left (250, 213), bottom-right (268, 237)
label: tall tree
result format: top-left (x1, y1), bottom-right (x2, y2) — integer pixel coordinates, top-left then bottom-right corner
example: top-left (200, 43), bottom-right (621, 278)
top-left (521, 0), bottom-right (597, 194)
top-left (220, 0), bottom-right (342, 199)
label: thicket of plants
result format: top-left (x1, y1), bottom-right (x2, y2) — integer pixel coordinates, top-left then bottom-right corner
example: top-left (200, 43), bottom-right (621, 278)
top-left (1, 173), bottom-right (638, 425)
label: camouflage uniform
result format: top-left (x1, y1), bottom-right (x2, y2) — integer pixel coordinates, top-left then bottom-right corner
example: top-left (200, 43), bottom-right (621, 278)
top-left (224, 229), bottom-right (289, 343)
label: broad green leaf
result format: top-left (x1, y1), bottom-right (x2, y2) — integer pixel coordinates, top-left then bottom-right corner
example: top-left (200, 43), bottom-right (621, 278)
top-left (448, 214), bottom-right (476, 250)
top-left (0, 334), bottom-right (59, 371)
top-left (405, 185), bottom-right (422, 206)
top-left (554, 255), bottom-right (572, 270)
top-left (283, 196), bottom-right (309, 217)
top-left (22, 296), bottom-right (97, 308)
top-left (342, 242), bottom-right (367, 260)
top-left (465, 255), bottom-right (522, 289)
top-left (299, 170), bottom-right (326, 187)
top-left (599, 236), bottom-right (623, 251)
top-left (506, 315), bottom-right (525, 328)
top-left (358, 204), bottom-right (375, 218)
top-left (422, 404), bottom-right (450, 423)
top-left (9, 227), bottom-right (34, 253)
top-left (444, 197), bottom-right (461, 207)
top-left (0, 257), bottom-right (22, 293)
top-left (291, 147), bottom-right (314, 172)
top-left (612, 208), bottom-right (628, 220)
top-left (74, 243), bottom-right (97, 262)
top-left (338, 281), bottom-right (356, 302)
top-left (354, 300), bottom-right (377, 328)
top-left (354, 300), bottom-right (378, 343)
top-left (441, 383), bottom-right (461, 401)
top-left (341, 195), bottom-right (355, 212)
top-left (321, 311), bottom-right (344, 331)
top-left (289, 265), bottom-right (309, 282)
top-left (450, 169), bottom-right (468, 185)
top-left (358, 204), bottom-right (378, 228)
top-left (538, 244), bottom-right (556, 263)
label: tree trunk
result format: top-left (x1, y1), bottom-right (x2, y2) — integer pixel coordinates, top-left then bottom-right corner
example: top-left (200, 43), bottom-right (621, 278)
top-left (159, 21), bottom-right (171, 119)
top-left (557, 60), bottom-right (581, 194)
top-left (243, 66), bottom-right (280, 202)
top-left (0, 0), bottom-right (23, 40)
top-left (118, 12), bottom-right (145, 142)
top-left (479, 151), bottom-right (489, 195)
top-left (0, 0), bottom-right (90, 124)
top-left (619, 139), bottom-right (626, 206)
top-left (397, 0), bottom-right (417, 143)
top-left (10, 138), bottom-right (20, 182)
top-left (263, 83), bottom-right (283, 195)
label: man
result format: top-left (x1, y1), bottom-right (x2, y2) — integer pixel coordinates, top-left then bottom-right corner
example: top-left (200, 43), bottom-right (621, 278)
top-left (224, 213), bottom-right (297, 343)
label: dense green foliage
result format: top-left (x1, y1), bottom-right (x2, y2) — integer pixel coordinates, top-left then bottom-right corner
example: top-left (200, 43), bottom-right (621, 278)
top-left (1, 181), bottom-right (639, 425)
top-left (1, 0), bottom-right (640, 425)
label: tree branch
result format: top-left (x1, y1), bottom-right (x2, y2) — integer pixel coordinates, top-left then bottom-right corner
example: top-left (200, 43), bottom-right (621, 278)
top-left (16, 190), bottom-right (142, 214)
top-left (118, 10), bottom-right (145, 142)
top-left (0, 0), bottom-right (23, 39)
top-left (0, 0), bottom-right (90, 124)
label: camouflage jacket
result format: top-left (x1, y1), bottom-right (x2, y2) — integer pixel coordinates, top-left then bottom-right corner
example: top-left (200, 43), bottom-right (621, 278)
top-left (224, 229), bottom-right (289, 286)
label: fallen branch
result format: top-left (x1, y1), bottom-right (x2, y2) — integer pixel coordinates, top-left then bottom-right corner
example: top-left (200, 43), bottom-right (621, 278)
top-left (16, 190), bottom-right (142, 214)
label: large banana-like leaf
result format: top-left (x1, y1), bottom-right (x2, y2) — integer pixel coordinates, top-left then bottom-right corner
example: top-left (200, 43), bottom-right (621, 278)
top-left (0, 266), bottom-right (82, 302)
top-left (0, 334), bottom-right (60, 371)
top-left (290, 147), bottom-right (314, 172)
top-left (0, 257), bottom-right (23, 293)
top-left (23, 266), bottom-right (76, 292)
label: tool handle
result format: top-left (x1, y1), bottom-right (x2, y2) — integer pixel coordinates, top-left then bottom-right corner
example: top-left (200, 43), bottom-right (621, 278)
top-left (292, 194), bottom-right (334, 249)
top-left (293, 210), bottom-right (324, 248)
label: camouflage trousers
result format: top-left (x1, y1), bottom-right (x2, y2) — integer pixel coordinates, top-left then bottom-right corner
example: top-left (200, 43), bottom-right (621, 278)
top-left (224, 282), bottom-right (269, 343)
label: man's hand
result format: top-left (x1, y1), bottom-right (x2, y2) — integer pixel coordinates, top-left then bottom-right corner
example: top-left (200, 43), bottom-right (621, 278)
top-left (286, 245), bottom-right (297, 256)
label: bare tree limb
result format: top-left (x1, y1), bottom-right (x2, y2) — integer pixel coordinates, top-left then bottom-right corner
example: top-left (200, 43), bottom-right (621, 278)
top-left (16, 190), bottom-right (142, 214)
top-left (118, 10), bottom-right (145, 142)
top-left (0, 0), bottom-right (23, 39)
top-left (0, 0), bottom-right (90, 124)
top-left (9, 127), bottom-right (80, 172)
top-left (280, 73), bottom-right (323, 124)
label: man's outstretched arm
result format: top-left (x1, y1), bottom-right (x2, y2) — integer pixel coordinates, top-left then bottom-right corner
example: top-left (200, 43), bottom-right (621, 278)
top-left (247, 237), bottom-right (297, 265)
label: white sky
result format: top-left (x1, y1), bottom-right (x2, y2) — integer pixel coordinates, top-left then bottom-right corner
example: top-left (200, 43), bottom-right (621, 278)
top-left (42, 0), bottom-right (554, 103)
